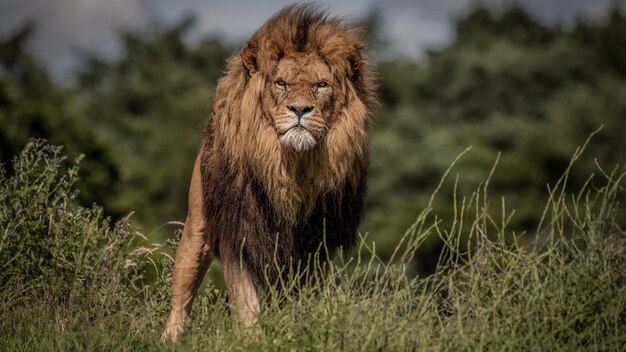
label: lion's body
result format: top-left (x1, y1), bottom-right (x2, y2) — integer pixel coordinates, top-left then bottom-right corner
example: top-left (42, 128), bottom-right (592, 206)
top-left (200, 127), bottom-right (367, 284)
top-left (163, 5), bottom-right (376, 340)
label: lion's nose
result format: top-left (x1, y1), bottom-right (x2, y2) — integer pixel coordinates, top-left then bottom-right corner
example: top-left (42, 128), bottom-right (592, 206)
top-left (287, 104), bottom-right (314, 119)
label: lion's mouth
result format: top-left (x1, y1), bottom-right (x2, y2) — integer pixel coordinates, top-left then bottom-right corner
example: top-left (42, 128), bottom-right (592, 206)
top-left (278, 126), bottom-right (317, 152)
top-left (279, 124), bottom-right (308, 136)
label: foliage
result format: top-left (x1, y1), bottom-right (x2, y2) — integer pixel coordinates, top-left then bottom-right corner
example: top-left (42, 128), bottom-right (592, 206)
top-left (0, 141), bottom-right (164, 322)
top-left (368, 7), bottom-right (626, 270)
top-left (0, 26), bottom-right (123, 217)
top-left (72, 17), bottom-right (232, 228)
top-left (0, 140), bottom-right (624, 351)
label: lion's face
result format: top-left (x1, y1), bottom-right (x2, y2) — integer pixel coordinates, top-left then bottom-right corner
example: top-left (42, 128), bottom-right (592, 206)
top-left (265, 54), bottom-right (334, 152)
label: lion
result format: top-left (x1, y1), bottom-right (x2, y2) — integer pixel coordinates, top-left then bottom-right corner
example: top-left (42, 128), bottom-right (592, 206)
top-left (162, 4), bottom-right (376, 341)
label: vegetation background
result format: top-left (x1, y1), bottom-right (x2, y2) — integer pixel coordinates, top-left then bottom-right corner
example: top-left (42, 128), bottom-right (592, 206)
top-left (0, 3), bottom-right (625, 350)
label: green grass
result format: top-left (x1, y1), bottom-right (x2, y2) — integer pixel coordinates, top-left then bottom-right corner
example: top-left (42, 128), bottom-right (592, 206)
top-left (0, 138), bottom-right (624, 351)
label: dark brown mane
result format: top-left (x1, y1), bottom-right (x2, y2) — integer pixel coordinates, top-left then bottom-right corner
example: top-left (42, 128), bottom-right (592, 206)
top-left (289, 5), bottom-right (327, 51)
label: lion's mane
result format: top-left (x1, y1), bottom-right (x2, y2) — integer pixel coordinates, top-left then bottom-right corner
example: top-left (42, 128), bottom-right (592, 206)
top-left (200, 5), bottom-right (376, 285)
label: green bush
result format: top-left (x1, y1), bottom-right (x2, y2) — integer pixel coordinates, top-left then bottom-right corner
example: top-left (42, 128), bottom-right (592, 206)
top-left (0, 140), bottom-right (167, 331)
top-left (0, 26), bottom-right (123, 218)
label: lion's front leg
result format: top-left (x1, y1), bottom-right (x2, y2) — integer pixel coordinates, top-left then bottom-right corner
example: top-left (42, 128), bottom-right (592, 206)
top-left (222, 255), bottom-right (260, 330)
top-left (162, 153), bottom-right (213, 342)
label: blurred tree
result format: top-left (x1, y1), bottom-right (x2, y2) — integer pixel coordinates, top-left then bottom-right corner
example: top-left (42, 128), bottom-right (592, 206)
top-left (0, 24), bottom-right (122, 217)
top-left (72, 17), bottom-right (232, 229)
top-left (572, 7), bottom-right (626, 77)
top-left (366, 6), bottom-right (626, 273)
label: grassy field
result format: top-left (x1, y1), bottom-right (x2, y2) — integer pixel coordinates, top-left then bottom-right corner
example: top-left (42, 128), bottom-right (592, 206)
top-left (1, 139), bottom-right (624, 351)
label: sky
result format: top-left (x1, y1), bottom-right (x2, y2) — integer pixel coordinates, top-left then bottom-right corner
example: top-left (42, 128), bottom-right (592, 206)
top-left (1, 0), bottom-right (625, 79)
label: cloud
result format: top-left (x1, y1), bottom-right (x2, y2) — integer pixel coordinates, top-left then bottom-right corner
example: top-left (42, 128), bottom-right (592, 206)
top-left (0, 0), bottom-right (147, 77)
top-left (146, 0), bottom-right (373, 41)
top-left (377, 0), bottom-right (626, 58)
top-left (1, 0), bottom-right (625, 78)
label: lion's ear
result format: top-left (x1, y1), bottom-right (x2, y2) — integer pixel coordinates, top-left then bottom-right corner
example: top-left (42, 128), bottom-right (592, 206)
top-left (348, 49), bottom-right (363, 78)
top-left (242, 44), bottom-right (258, 74)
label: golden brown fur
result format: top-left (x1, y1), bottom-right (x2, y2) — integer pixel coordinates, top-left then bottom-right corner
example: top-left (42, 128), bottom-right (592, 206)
top-left (163, 5), bottom-right (376, 340)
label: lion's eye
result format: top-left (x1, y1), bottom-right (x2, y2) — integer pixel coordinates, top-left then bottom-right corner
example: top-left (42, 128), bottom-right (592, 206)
top-left (317, 81), bottom-right (328, 88)
top-left (276, 80), bottom-right (287, 87)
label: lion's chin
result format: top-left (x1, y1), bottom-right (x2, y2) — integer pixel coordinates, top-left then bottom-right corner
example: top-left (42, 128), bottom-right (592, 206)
top-left (279, 127), bottom-right (317, 152)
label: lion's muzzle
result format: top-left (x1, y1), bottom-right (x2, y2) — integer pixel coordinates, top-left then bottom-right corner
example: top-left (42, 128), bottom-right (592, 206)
top-left (279, 126), bottom-right (317, 152)
top-left (276, 104), bottom-right (319, 152)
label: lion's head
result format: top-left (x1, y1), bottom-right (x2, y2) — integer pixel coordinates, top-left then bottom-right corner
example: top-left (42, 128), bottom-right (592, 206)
top-left (206, 5), bottom-right (376, 223)
top-left (238, 5), bottom-right (375, 152)
top-left (263, 55), bottom-right (334, 152)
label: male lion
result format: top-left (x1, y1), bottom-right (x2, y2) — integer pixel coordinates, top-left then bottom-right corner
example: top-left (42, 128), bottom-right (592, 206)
top-left (162, 5), bottom-right (376, 340)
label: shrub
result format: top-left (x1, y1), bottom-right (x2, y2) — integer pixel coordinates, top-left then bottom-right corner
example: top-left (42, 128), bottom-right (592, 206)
top-left (0, 139), bottom-right (165, 329)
